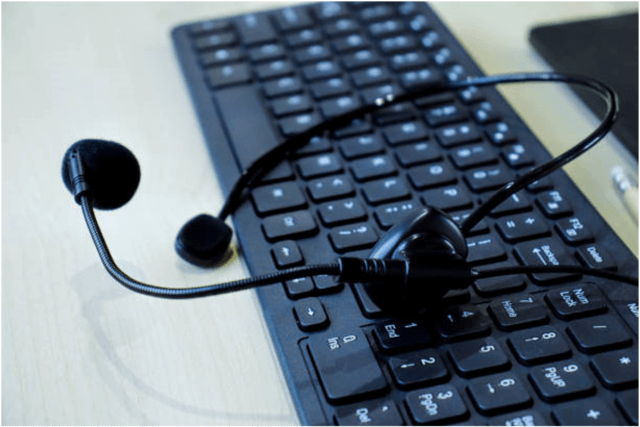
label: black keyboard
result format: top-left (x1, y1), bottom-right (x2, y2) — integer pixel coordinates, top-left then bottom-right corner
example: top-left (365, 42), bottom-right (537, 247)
top-left (171, 3), bottom-right (638, 425)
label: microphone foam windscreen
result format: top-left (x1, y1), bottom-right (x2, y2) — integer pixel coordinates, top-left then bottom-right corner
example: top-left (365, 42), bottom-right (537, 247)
top-left (62, 139), bottom-right (141, 210)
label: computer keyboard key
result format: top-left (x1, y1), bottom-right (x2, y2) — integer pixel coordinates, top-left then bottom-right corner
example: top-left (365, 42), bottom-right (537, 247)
top-left (421, 184), bottom-right (473, 212)
top-left (465, 234), bottom-right (507, 265)
top-left (435, 305), bottom-right (491, 342)
top-left (307, 330), bottom-right (388, 403)
top-left (273, 6), bottom-right (313, 32)
top-left (193, 32), bottom-right (238, 52)
top-left (335, 399), bottom-right (404, 426)
top-left (251, 182), bottom-right (307, 215)
top-left (408, 162), bottom-right (457, 189)
top-left (576, 244), bottom-right (617, 270)
top-left (616, 389), bottom-right (639, 425)
top-left (285, 28), bottom-right (323, 48)
top-left (329, 222), bottom-right (378, 253)
top-left (555, 216), bottom-right (595, 245)
top-left (545, 284), bottom-right (607, 320)
top-left (200, 47), bottom-right (244, 67)
top-left (350, 154), bottom-right (397, 181)
top-left (263, 76), bottom-right (303, 98)
top-left (383, 121), bottom-right (430, 145)
top-left (488, 295), bottom-right (548, 331)
top-left (405, 385), bottom-right (469, 424)
top-left (373, 319), bottom-right (431, 352)
top-left (552, 398), bottom-right (622, 426)
top-left (235, 13), bottom-right (277, 45)
top-left (467, 373), bottom-right (531, 415)
top-left (307, 175), bottom-right (354, 202)
top-left (318, 199), bottom-right (367, 226)
top-left (489, 410), bottom-right (548, 426)
top-left (566, 315), bottom-right (633, 354)
top-left (388, 350), bottom-right (449, 388)
top-left (424, 103), bottom-right (468, 127)
top-left (374, 200), bottom-right (421, 229)
top-left (339, 133), bottom-right (385, 160)
top-left (529, 360), bottom-right (595, 402)
top-left (205, 63), bottom-right (252, 88)
top-left (486, 122), bottom-right (517, 145)
top-left (435, 122), bottom-right (482, 147)
top-left (513, 237), bottom-right (581, 284)
top-left (400, 68), bottom-right (442, 89)
top-left (262, 211), bottom-right (318, 241)
top-left (536, 189), bottom-right (573, 218)
top-left (286, 277), bottom-right (315, 299)
top-left (450, 143), bottom-right (498, 170)
top-left (270, 93), bottom-right (312, 117)
top-left (297, 153), bottom-right (343, 179)
top-left (279, 112), bottom-right (323, 136)
top-left (495, 212), bottom-right (550, 243)
top-left (294, 298), bottom-right (328, 331)
top-left (464, 165), bottom-right (513, 193)
top-left (507, 325), bottom-right (572, 366)
top-left (448, 337), bottom-right (510, 378)
top-left (271, 240), bottom-right (303, 269)
top-left (590, 349), bottom-right (638, 390)
top-left (362, 177), bottom-right (411, 205)
top-left (395, 141), bottom-right (442, 167)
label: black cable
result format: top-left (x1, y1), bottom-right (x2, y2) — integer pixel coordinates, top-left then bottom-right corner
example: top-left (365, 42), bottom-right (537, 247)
top-left (473, 265), bottom-right (637, 285)
top-left (81, 195), bottom-right (340, 299)
top-left (217, 72), bottom-right (618, 229)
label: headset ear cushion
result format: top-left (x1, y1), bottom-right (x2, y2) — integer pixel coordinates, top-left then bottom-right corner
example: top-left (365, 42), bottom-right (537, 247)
top-left (175, 214), bottom-right (232, 267)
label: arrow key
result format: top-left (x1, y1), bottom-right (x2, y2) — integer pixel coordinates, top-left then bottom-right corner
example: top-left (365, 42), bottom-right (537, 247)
top-left (294, 298), bottom-right (328, 331)
top-left (388, 349), bottom-right (449, 389)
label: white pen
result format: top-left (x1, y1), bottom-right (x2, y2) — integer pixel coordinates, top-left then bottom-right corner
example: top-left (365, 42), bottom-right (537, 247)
top-left (611, 165), bottom-right (639, 223)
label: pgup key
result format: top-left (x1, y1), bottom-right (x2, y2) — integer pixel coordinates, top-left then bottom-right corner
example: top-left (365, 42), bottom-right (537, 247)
top-left (307, 330), bottom-right (388, 403)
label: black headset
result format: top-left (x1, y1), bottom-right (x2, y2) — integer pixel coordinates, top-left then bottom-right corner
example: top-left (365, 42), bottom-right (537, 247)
top-left (62, 72), bottom-right (637, 315)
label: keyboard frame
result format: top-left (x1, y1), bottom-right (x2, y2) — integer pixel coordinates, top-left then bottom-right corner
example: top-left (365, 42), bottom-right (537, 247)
top-left (171, 3), bottom-right (638, 425)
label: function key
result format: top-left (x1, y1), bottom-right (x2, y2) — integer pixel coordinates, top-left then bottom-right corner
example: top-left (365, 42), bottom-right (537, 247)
top-left (467, 373), bottom-right (531, 415)
top-left (507, 325), bottom-right (572, 366)
top-left (555, 216), bottom-right (594, 245)
top-left (307, 330), bottom-right (388, 403)
top-left (405, 385), bottom-right (469, 425)
top-left (502, 143), bottom-right (534, 169)
top-left (536, 189), bottom-right (573, 218)
top-left (529, 360), bottom-right (594, 402)
top-left (235, 13), bottom-right (277, 46)
top-left (566, 314), bottom-right (633, 354)
top-left (388, 350), bottom-right (449, 389)
top-left (373, 319), bottom-right (431, 352)
top-left (335, 399), bottom-right (404, 426)
top-left (472, 101), bottom-right (501, 124)
top-left (274, 7), bottom-right (313, 32)
top-left (591, 348), bottom-right (638, 390)
top-left (545, 284), bottom-right (607, 320)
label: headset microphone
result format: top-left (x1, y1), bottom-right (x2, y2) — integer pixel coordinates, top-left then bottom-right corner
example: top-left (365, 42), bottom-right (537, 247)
top-left (62, 72), bottom-right (637, 316)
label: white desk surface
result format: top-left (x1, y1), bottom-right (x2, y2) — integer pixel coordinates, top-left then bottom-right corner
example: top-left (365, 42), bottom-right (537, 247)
top-left (3, 2), bottom-right (638, 425)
